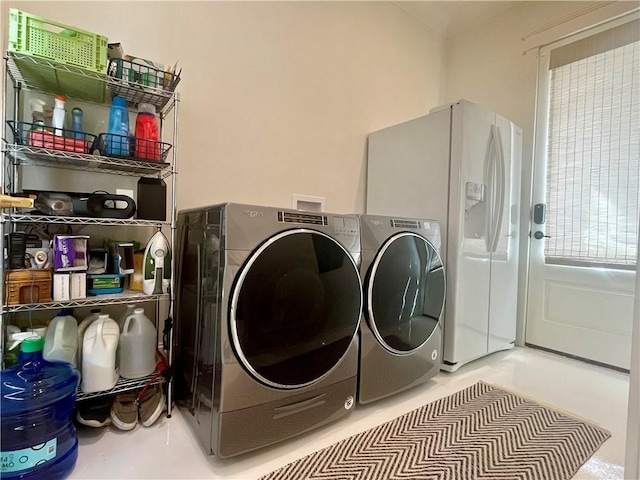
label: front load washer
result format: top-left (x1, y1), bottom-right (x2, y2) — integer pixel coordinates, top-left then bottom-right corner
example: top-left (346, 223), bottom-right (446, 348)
top-left (175, 203), bottom-right (362, 458)
top-left (357, 214), bottom-right (445, 404)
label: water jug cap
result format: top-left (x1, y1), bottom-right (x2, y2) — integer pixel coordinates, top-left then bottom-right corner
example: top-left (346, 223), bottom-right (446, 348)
top-left (138, 103), bottom-right (156, 115)
top-left (55, 94), bottom-right (66, 103)
top-left (134, 308), bottom-right (144, 314)
top-left (112, 96), bottom-right (127, 107)
top-left (21, 336), bottom-right (45, 353)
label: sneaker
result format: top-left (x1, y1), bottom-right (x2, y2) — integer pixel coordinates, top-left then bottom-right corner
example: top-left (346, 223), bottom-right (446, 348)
top-left (138, 384), bottom-right (165, 427)
top-left (76, 396), bottom-right (113, 428)
top-left (110, 392), bottom-right (138, 431)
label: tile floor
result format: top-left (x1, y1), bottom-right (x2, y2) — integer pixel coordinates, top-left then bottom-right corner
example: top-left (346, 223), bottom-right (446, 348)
top-left (69, 346), bottom-right (629, 479)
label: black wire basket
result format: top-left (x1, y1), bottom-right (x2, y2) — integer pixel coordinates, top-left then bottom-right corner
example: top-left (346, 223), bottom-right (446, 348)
top-left (7, 120), bottom-right (97, 154)
top-left (94, 133), bottom-right (172, 163)
top-left (108, 58), bottom-right (181, 92)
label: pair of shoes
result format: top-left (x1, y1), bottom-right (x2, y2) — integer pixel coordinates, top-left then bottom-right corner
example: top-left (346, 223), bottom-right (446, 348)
top-left (110, 384), bottom-right (165, 431)
top-left (76, 396), bottom-right (113, 428)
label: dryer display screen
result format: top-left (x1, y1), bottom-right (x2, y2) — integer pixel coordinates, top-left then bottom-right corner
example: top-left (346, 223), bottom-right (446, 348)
top-left (231, 230), bottom-right (362, 389)
top-left (366, 233), bottom-right (445, 354)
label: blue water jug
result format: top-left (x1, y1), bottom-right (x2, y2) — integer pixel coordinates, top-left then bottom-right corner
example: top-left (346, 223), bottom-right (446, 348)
top-left (1, 337), bottom-right (80, 480)
top-left (106, 96), bottom-right (130, 156)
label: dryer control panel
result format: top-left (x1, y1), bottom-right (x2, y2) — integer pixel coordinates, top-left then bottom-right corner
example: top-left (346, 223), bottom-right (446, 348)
top-left (333, 217), bottom-right (359, 236)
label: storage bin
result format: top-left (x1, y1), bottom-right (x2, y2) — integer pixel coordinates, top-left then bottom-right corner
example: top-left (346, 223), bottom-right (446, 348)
top-left (7, 120), bottom-right (97, 154)
top-left (8, 8), bottom-right (108, 74)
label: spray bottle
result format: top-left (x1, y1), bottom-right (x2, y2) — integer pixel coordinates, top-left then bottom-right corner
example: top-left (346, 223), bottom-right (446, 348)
top-left (29, 99), bottom-right (47, 129)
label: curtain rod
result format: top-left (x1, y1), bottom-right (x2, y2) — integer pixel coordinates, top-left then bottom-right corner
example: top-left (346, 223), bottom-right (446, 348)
top-left (522, 6), bottom-right (640, 56)
top-left (521, 1), bottom-right (614, 41)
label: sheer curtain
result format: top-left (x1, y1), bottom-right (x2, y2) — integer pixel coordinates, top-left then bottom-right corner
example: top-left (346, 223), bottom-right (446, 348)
top-left (545, 19), bottom-right (640, 269)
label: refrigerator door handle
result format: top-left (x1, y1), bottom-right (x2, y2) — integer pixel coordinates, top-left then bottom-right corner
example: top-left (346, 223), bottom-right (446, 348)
top-left (490, 124), bottom-right (506, 253)
top-left (484, 126), bottom-right (496, 252)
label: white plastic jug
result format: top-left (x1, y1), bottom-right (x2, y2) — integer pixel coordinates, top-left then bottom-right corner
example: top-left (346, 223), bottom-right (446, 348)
top-left (76, 309), bottom-right (102, 372)
top-left (119, 308), bottom-right (157, 379)
top-left (43, 310), bottom-right (78, 366)
top-left (116, 304), bottom-right (136, 331)
top-left (81, 314), bottom-right (120, 393)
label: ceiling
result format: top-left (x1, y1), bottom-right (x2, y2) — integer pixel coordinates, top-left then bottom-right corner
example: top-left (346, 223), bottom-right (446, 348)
top-left (393, 1), bottom-right (520, 37)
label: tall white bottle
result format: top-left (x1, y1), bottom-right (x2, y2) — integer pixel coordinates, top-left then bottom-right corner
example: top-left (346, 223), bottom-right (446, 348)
top-left (52, 95), bottom-right (67, 136)
top-left (119, 308), bottom-right (157, 379)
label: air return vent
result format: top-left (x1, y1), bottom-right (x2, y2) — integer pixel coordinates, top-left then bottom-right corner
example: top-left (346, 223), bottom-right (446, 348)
top-left (278, 211), bottom-right (328, 225)
top-left (390, 219), bottom-right (420, 229)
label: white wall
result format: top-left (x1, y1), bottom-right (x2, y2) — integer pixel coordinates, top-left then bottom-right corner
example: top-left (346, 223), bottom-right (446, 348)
top-left (1, 1), bottom-right (443, 214)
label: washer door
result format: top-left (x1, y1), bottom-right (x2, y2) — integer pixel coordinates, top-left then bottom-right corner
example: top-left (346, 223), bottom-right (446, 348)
top-left (230, 229), bottom-right (362, 389)
top-left (366, 232), bottom-right (445, 354)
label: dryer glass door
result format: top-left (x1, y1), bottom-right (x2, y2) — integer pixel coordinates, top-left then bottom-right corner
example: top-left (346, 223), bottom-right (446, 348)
top-left (366, 232), bottom-right (445, 353)
top-left (230, 229), bottom-right (362, 389)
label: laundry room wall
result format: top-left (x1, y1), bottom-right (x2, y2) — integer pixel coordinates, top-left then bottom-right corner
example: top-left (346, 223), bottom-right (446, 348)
top-left (1, 1), bottom-right (443, 214)
top-left (440, 0), bottom-right (640, 345)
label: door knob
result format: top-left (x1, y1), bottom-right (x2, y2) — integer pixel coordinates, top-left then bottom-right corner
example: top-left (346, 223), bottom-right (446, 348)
top-left (533, 231), bottom-right (551, 240)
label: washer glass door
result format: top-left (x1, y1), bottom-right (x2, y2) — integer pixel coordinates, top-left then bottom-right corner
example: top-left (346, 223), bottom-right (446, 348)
top-left (231, 229), bottom-right (362, 389)
top-left (367, 232), bottom-right (445, 353)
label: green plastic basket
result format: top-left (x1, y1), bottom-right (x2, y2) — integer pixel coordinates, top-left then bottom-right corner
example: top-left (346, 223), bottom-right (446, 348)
top-left (8, 8), bottom-right (108, 74)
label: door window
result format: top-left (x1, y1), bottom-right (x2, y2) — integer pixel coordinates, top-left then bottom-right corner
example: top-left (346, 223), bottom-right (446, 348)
top-left (366, 233), bottom-right (445, 353)
top-left (230, 230), bottom-right (362, 388)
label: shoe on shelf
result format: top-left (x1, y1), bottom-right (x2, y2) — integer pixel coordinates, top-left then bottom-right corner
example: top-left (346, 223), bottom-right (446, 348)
top-left (110, 392), bottom-right (138, 431)
top-left (138, 384), bottom-right (165, 427)
top-left (76, 396), bottom-right (113, 428)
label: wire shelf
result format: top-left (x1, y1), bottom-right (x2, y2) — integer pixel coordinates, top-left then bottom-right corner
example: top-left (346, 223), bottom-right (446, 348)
top-left (1, 290), bottom-right (169, 313)
top-left (4, 143), bottom-right (172, 178)
top-left (3, 212), bottom-right (170, 227)
top-left (77, 373), bottom-right (165, 401)
top-left (6, 52), bottom-right (177, 114)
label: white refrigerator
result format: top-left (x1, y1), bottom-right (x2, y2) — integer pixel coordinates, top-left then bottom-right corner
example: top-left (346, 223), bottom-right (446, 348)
top-left (366, 99), bottom-right (522, 372)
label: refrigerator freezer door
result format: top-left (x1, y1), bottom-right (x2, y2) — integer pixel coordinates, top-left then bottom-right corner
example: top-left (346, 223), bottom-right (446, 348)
top-left (443, 101), bottom-right (495, 366)
top-left (366, 110), bottom-right (451, 256)
top-left (487, 115), bottom-right (521, 353)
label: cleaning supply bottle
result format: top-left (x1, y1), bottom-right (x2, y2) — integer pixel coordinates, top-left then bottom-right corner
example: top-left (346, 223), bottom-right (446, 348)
top-left (43, 310), bottom-right (78, 367)
top-left (77, 308), bottom-right (101, 372)
top-left (106, 96), bottom-right (130, 156)
top-left (135, 103), bottom-right (160, 161)
top-left (52, 95), bottom-right (66, 136)
top-left (81, 314), bottom-right (120, 393)
top-left (71, 107), bottom-right (84, 140)
top-left (119, 308), bottom-right (157, 379)
top-left (29, 98), bottom-right (47, 129)
top-left (117, 304), bottom-right (137, 331)
top-left (1, 336), bottom-right (80, 480)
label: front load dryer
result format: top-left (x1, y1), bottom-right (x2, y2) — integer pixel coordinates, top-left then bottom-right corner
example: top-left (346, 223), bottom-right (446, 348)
top-left (175, 203), bottom-right (362, 458)
top-left (357, 214), bottom-right (445, 404)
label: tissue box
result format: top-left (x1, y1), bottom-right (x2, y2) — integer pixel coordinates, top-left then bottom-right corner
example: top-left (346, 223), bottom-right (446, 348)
top-left (53, 235), bottom-right (89, 272)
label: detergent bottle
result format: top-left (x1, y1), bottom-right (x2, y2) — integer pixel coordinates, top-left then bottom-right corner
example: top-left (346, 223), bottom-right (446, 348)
top-left (135, 103), bottom-right (160, 161)
top-left (106, 96), bottom-right (130, 156)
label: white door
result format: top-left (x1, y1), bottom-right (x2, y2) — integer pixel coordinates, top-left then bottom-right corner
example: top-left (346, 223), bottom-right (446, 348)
top-left (525, 17), bottom-right (639, 370)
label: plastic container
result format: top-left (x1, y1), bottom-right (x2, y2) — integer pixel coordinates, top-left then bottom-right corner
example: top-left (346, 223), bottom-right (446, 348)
top-left (43, 310), bottom-right (78, 367)
top-left (81, 314), bottom-right (119, 393)
top-left (29, 98), bottom-right (46, 128)
top-left (8, 8), bottom-right (108, 74)
top-left (71, 107), bottom-right (83, 140)
top-left (52, 95), bottom-right (66, 136)
top-left (86, 274), bottom-right (124, 295)
top-left (117, 304), bottom-right (137, 331)
top-left (119, 308), bottom-right (157, 379)
top-left (76, 309), bottom-right (101, 372)
top-left (106, 96), bottom-right (130, 156)
top-left (135, 103), bottom-right (160, 161)
top-left (1, 336), bottom-right (80, 480)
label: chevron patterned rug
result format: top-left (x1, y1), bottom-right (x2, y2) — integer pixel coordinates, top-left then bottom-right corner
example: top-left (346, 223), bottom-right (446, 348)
top-left (260, 382), bottom-right (610, 480)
